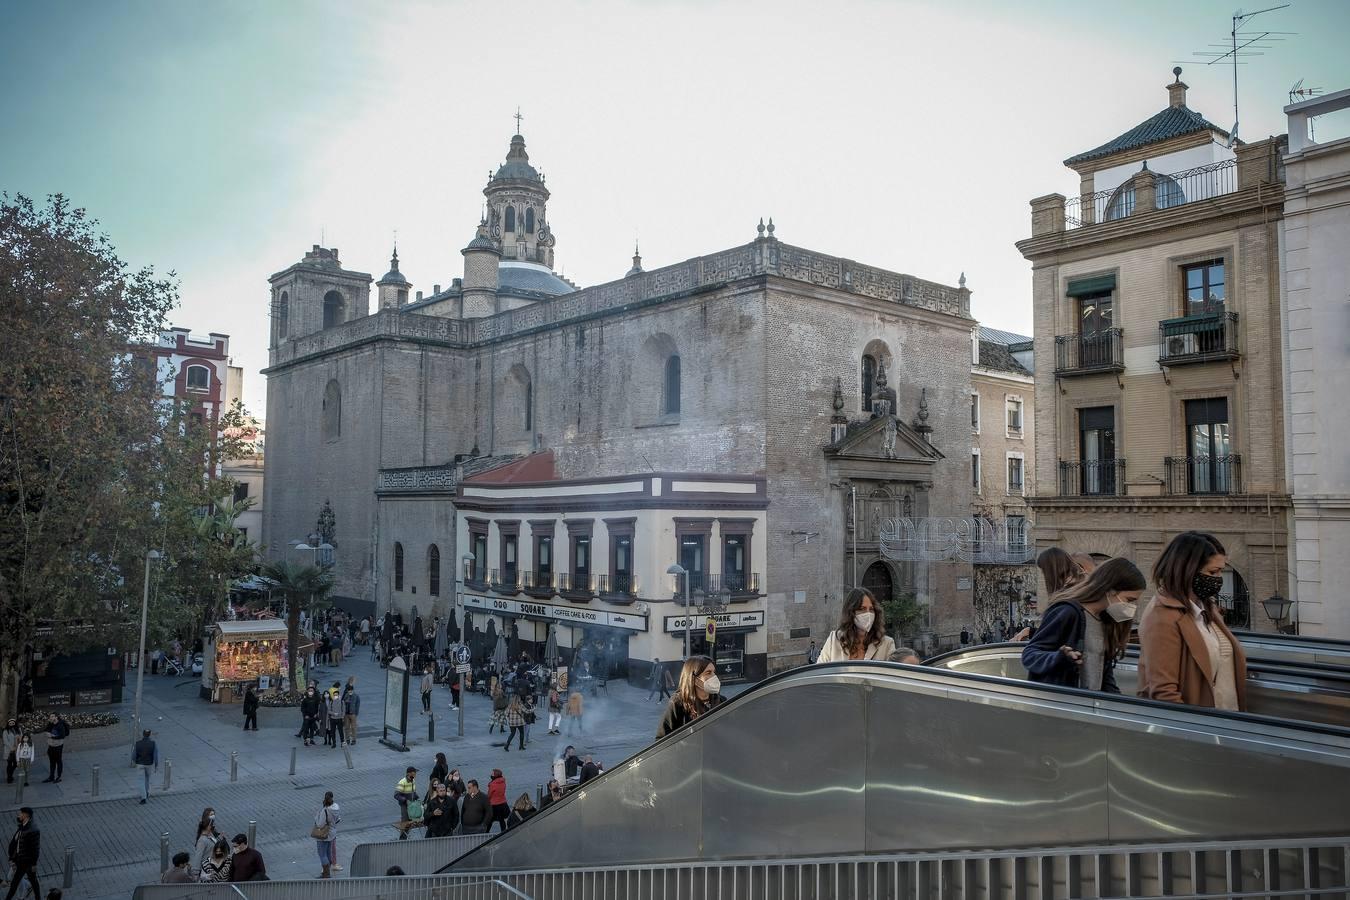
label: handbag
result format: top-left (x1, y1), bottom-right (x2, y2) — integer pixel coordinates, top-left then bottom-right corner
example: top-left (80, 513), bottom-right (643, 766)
top-left (310, 809), bottom-right (332, 840)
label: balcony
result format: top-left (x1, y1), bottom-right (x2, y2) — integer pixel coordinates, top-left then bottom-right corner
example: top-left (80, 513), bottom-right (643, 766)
top-left (1058, 459), bottom-right (1126, 497)
top-left (1064, 159), bottom-right (1238, 230)
top-left (596, 573), bottom-right (639, 604)
top-left (521, 570), bottom-right (555, 598)
top-left (556, 572), bottom-right (595, 601)
top-left (489, 568), bottom-right (520, 594)
top-left (1165, 455), bottom-right (1242, 496)
top-left (669, 573), bottom-right (762, 603)
top-left (463, 562), bottom-right (488, 591)
top-left (1159, 312), bottom-right (1239, 366)
top-left (1054, 329), bottom-right (1124, 376)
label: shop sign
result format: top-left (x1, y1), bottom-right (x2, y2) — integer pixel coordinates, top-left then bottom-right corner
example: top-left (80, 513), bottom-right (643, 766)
top-left (462, 594), bottom-right (648, 632)
top-left (75, 689), bottom-right (112, 706)
top-left (664, 610), bottom-right (765, 633)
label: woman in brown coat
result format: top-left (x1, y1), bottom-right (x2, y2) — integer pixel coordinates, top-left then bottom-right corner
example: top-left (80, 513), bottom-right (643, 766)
top-left (1137, 531), bottom-right (1247, 711)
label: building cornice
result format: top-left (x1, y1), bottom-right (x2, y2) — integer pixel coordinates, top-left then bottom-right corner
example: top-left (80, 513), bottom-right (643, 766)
top-left (1028, 493), bottom-right (1292, 515)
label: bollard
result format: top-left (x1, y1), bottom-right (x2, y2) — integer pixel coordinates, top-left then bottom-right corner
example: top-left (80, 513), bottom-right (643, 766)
top-left (91, 764), bottom-right (100, 798)
top-left (163, 759), bottom-right (172, 791)
top-left (160, 833), bottom-right (169, 873)
top-left (343, 744), bottom-right (353, 770)
top-left (63, 846), bottom-right (74, 888)
top-left (428, 715), bottom-right (435, 743)
top-left (247, 820), bottom-right (257, 849)
top-left (14, 777), bottom-right (22, 805)
top-left (289, 746), bottom-right (297, 776)
top-left (536, 783), bottom-right (543, 808)
top-left (230, 750), bottom-right (238, 782)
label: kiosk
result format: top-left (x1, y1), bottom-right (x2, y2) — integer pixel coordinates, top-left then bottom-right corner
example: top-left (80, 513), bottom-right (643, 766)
top-left (208, 620), bottom-right (290, 703)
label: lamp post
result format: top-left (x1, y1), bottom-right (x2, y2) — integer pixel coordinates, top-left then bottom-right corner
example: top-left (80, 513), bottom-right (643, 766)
top-left (667, 563), bottom-right (690, 659)
top-left (458, 554), bottom-right (473, 737)
top-left (997, 574), bottom-right (1031, 640)
top-left (1261, 592), bottom-right (1293, 635)
top-left (132, 549), bottom-right (162, 751)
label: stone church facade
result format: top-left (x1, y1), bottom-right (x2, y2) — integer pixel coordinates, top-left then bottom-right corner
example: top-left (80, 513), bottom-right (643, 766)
top-left (263, 130), bottom-right (976, 675)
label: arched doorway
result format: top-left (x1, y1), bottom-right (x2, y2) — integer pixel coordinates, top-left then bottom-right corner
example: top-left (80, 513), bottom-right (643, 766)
top-left (862, 561), bottom-right (893, 605)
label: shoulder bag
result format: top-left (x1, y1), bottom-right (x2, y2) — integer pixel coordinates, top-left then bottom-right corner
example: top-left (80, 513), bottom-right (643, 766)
top-left (310, 808), bottom-right (332, 840)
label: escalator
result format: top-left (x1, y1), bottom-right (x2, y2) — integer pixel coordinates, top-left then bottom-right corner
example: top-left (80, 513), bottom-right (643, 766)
top-left (1229, 629), bottom-right (1350, 669)
top-left (443, 660), bottom-right (1350, 875)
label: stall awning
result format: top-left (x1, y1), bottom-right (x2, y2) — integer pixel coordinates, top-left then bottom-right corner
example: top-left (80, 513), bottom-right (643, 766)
top-left (215, 620), bottom-right (288, 641)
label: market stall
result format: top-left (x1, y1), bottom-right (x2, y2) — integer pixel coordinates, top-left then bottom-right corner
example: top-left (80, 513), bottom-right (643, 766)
top-left (207, 620), bottom-right (290, 703)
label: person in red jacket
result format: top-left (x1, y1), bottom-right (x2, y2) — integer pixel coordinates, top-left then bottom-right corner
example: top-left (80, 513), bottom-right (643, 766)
top-left (487, 769), bottom-right (509, 833)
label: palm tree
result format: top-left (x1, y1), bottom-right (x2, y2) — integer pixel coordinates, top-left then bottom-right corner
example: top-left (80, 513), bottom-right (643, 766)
top-left (259, 559), bottom-right (334, 690)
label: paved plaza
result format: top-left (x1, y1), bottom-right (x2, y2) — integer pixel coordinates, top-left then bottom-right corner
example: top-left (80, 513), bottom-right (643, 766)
top-left (0, 652), bottom-right (700, 899)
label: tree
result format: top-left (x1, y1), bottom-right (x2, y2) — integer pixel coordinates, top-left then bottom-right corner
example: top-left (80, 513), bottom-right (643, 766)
top-left (881, 591), bottom-right (925, 645)
top-left (259, 559), bottom-right (334, 690)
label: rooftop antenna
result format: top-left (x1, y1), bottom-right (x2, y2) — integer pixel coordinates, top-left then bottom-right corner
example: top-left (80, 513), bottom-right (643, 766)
top-left (1289, 78), bottom-right (1325, 140)
top-left (1182, 4), bottom-right (1293, 147)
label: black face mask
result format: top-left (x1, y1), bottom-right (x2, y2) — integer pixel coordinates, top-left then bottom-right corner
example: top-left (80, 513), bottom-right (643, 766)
top-left (1193, 573), bottom-right (1224, 601)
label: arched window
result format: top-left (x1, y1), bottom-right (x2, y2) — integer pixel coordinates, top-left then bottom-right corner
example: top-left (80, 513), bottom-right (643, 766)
top-left (322, 290), bottom-right (345, 329)
top-left (186, 365), bottom-right (210, 392)
top-left (1155, 173), bottom-right (1185, 210)
top-left (861, 354), bottom-right (877, 412)
top-left (322, 379), bottom-right (341, 442)
top-left (393, 542), bottom-right (404, 592)
top-left (664, 355), bottom-right (681, 415)
top-left (525, 208), bottom-right (535, 234)
top-left (428, 544), bottom-right (441, 597)
top-left (1104, 183), bottom-right (1134, 221)
top-left (504, 206), bottom-right (516, 233)
top-left (277, 290), bottom-right (289, 339)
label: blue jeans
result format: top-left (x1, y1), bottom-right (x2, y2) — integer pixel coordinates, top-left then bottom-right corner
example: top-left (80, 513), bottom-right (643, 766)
top-left (139, 764), bottom-right (152, 800)
top-left (316, 838), bottom-right (333, 866)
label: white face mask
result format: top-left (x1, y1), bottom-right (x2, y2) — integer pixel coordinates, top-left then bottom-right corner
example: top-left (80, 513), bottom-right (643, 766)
top-left (853, 611), bottom-right (875, 632)
top-left (702, 674), bottom-right (722, 695)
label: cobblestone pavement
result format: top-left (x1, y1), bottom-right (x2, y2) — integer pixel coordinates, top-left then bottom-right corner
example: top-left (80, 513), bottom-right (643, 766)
top-left (0, 651), bottom-right (727, 899)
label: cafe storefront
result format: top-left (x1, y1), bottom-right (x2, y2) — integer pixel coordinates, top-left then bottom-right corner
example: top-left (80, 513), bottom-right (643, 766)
top-left (664, 610), bottom-right (767, 683)
top-left (460, 593), bottom-right (648, 677)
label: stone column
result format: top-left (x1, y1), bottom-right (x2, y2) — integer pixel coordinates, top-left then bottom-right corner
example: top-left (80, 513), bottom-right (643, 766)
top-left (1030, 194), bottom-right (1066, 236)
top-left (1132, 168), bottom-right (1157, 214)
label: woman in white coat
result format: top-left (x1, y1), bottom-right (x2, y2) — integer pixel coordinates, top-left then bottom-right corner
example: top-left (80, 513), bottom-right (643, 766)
top-left (815, 588), bottom-right (895, 663)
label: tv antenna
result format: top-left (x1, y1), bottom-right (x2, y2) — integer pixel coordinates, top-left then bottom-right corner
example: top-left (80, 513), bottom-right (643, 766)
top-left (1289, 78), bottom-right (1325, 140)
top-left (1182, 4), bottom-right (1294, 147)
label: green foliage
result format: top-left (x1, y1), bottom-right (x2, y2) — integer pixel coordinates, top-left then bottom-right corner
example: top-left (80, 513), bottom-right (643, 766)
top-left (259, 559), bottom-right (334, 688)
top-left (881, 591), bottom-right (924, 642)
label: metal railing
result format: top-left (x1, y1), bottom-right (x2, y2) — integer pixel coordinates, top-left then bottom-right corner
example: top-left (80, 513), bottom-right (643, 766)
top-left (1160, 311), bottom-right (1240, 364)
top-left (555, 572), bottom-right (595, 595)
top-left (595, 573), bottom-right (638, 600)
top-left (669, 573), bottom-right (762, 598)
top-left (1054, 328), bottom-right (1124, 374)
top-left (521, 571), bottom-right (554, 593)
top-left (132, 835), bottom-right (1350, 900)
top-left (463, 561), bottom-right (487, 588)
top-left (1166, 454), bottom-right (1242, 495)
top-left (1065, 158), bottom-right (1238, 230)
top-left (350, 832), bottom-right (493, 878)
top-left (489, 568), bottom-right (520, 592)
top-left (1058, 458), bottom-right (1126, 496)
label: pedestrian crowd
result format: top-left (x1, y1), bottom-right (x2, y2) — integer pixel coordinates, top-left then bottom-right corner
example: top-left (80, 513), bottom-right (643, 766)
top-left (160, 806), bottom-right (268, 884)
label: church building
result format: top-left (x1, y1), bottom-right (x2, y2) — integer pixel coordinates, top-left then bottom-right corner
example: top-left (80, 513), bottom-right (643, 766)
top-left (262, 128), bottom-right (977, 679)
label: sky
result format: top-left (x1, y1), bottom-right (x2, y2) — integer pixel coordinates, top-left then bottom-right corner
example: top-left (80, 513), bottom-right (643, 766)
top-left (4, 0), bottom-right (1348, 418)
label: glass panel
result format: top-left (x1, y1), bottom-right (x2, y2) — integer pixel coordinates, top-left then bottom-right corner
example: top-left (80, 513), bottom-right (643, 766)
top-left (615, 538), bottom-right (630, 575)
top-left (680, 536), bottom-right (705, 580)
top-left (724, 536), bottom-right (745, 576)
top-left (538, 537), bottom-right (551, 575)
top-left (505, 538), bottom-right (516, 565)
top-left (574, 537), bottom-right (590, 575)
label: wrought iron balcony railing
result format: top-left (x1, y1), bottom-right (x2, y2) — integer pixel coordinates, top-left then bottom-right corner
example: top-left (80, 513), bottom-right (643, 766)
top-left (1054, 329), bottom-right (1124, 375)
top-left (1165, 454), bottom-right (1242, 496)
top-left (488, 568), bottom-right (520, 593)
top-left (669, 573), bottom-right (762, 601)
top-left (1159, 311), bottom-right (1240, 365)
top-left (596, 573), bottom-right (639, 603)
top-left (1058, 459), bottom-right (1126, 497)
top-left (556, 572), bottom-right (595, 597)
top-left (521, 571), bottom-right (555, 595)
top-left (1064, 158), bottom-right (1237, 229)
top-left (463, 561), bottom-right (487, 588)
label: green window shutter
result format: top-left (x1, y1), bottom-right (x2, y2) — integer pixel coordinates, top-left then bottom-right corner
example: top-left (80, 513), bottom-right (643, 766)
top-left (1066, 274), bottom-right (1117, 296)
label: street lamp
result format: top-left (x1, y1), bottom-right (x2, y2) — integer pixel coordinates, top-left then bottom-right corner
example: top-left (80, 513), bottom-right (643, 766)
top-left (667, 563), bottom-right (690, 659)
top-left (997, 575), bottom-right (1031, 640)
top-left (1261, 593), bottom-right (1293, 634)
top-left (457, 554), bottom-right (473, 737)
top-left (132, 548), bottom-right (162, 753)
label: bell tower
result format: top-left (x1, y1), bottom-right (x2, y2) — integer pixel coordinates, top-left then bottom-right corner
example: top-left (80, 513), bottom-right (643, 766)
top-left (376, 246), bottom-right (412, 310)
top-left (267, 246), bottom-right (373, 347)
top-left (482, 124), bottom-right (556, 270)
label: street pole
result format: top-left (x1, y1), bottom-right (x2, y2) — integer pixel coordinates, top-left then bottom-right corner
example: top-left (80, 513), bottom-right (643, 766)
top-left (457, 671), bottom-right (465, 737)
top-left (684, 578), bottom-right (691, 660)
top-left (132, 549), bottom-right (160, 751)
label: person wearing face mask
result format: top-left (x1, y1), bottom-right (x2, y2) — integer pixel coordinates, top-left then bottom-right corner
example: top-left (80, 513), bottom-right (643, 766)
top-left (193, 809), bottom-right (221, 878)
top-left (4, 807), bottom-right (40, 900)
top-left (655, 655), bottom-right (725, 738)
top-left (299, 686), bottom-right (322, 746)
top-left (1022, 558), bottom-right (1144, 692)
top-left (1138, 531), bottom-right (1247, 711)
top-left (815, 588), bottom-right (895, 663)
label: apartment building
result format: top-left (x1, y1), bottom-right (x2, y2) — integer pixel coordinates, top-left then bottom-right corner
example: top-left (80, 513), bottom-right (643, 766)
top-left (1016, 70), bottom-right (1291, 631)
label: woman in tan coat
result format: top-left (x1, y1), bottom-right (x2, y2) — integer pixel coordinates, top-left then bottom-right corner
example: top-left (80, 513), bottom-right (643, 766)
top-left (1137, 531), bottom-right (1247, 711)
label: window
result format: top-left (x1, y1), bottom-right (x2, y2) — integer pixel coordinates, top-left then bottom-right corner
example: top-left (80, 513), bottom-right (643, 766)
top-left (1077, 291), bottom-right (1113, 334)
top-left (525, 208), bottom-right (535, 234)
top-left (428, 545), bottom-right (441, 596)
top-left (1183, 260), bottom-right (1226, 316)
top-left (322, 290), bottom-right (345, 329)
top-left (504, 206), bottom-right (516, 233)
top-left (861, 354), bottom-right (877, 413)
top-left (572, 535), bottom-right (590, 577)
top-left (535, 534), bottom-right (553, 578)
top-left (971, 392), bottom-right (980, 432)
top-left (472, 532), bottom-right (488, 583)
top-left (1155, 173), bottom-right (1185, 210)
top-left (972, 450), bottom-right (981, 492)
top-left (664, 355), bottom-right (681, 415)
top-left (1104, 182), bottom-right (1134, 221)
top-left (186, 365), bottom-right (210, 392)
top-left (322, 380), bottom-right (341, 442)
top-left (397, 288), bottom-right (408, 305)
top-left (1006, 396), bottom-right (1023, 436)
top-left (1185, 397), bottom-right (1232, 494)
top-left (1079, 406), bottom-right (1117, 495)
top-left (239, 527), bottom-right (248, 542)
top-left (605, 518), bottom-right (636, 594)
top-left (233, 482), bottom-right (249, 503)
top-left (1007, 515), bottom-right (1027, 553)
top-left (393, 542), bottom-right (404, 591)
top-left (502, 531), bottom-right (518, 583)
top-left (722, 526), bottom-right (753, 593)
top-left (277, 290), bottom-right (289, 339)
top-left (189, 411), bottom-right (204, 428)
top-left (1007, 453), bottom-right (1025, 495)
top-left (675, 519), bottom-right (712, 593)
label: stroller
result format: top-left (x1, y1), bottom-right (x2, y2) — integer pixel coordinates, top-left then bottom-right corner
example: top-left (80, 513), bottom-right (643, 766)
top-left (161, 655), bottom-right (185, 677)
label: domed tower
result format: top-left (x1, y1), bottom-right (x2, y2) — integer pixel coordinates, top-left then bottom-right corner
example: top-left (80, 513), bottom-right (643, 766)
top-left (483, 129), bottom-right (556, 270)
top-left (375, 245), bottom-right (411, 310)
top-left (460, 219), bottom-right (501, 319)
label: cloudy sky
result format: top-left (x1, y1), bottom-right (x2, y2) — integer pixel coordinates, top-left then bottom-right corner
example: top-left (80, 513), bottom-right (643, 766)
top-left (4, 0), bottom-right (1348, 416)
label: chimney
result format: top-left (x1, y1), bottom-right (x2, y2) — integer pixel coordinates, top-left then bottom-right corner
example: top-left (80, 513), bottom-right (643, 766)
top-left (434, 284), bottom-right (441, 294)
top-left (416, 290), bottom-right (423, 301)
top-left (1168, 67), bottom-right (1187, 108)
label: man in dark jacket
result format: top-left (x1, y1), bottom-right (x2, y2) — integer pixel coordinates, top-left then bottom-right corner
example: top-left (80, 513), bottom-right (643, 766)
top-left (299, 687), bottom-right (321, 746)
top-left (132, 730), bottom-right (158, 804)
top-left (242, 687), bottom-right (259, 731)
top-left (1020, 600), bottom-right (1120, 693)
top-left (5, 807), bottom-right (40, 900)
top-left (459, 780), bottom-right (491, 834)
top-left (42, 715), bottom-right (67, 783)
top-left (228, 834), bottom-right (266, 882)
top-left (423, 782), bottom-right (459, 838)
top-left (578, 755), bottom-right (600, 784)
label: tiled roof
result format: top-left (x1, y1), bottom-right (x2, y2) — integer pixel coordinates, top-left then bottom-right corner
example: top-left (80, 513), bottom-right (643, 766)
top-left (977, 340), bottom-right (1031, 376)
top-left (464, 450), bottom-right (556, 484)
top-left (1065, 105), bottom-right (1228, 166)
top-left (978, 325), bottom-right (1032, 345)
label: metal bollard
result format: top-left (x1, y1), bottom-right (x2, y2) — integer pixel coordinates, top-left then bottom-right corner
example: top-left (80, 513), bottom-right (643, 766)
top-left (428, 715), bottom-right (435, 742)
top-left (63, 846), bottom-right (74, 888)
top-left (289, 746), bottom-right (297, 776)
top-left (160, 833), bottom-right (169, 873)
top-left (14, 777), bottom-right (22, 805)
top-left (230, 751), bottom-right (238, 782)
top-left (343, 744), bottom-right (353, 770)
top-left (536, 783), bottom-right (543, 807)
top-left (163, 759), bottom-right (172, 790)
top-left (91, 764), bottom-right (100, 797)
top-left (247, 820), bottom-right (257, 849)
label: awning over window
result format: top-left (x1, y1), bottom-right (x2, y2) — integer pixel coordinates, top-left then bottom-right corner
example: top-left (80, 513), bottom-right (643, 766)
top-left (1066, 274), bottom-right (1116, 296)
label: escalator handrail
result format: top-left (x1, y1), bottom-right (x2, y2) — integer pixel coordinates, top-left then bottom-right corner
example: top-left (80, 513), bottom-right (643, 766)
top-left (439, 658), bottom-right (1350, 874)
top-left (1231, 628), bottom-right (1350, 650)
top-left (927, 641), bottom-right (1350, 680)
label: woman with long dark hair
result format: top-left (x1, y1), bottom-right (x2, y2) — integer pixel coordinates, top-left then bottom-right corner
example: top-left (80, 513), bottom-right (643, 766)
top-left (193, 807), bottom-right (220, 878)
top-left (1037, 547), bottom-right (1082, 597)
top-left (655, 655), bottom-right (724, 739)
top-left (815, 588), bottom-right (895, 663)
top-left (1022, 557), bottom-right (1143, 692)
top-left (1138, 531), bottom-right (1247, 710)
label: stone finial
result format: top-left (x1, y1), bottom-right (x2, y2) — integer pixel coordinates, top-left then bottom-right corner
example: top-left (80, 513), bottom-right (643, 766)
top-left (875, 357), bottom-right (888, 388)
top-left (767, 217), bottom-right (776, 238)
top-left (1168, 67), bottom-right (1188, 109)
top-left (626, 241), bottom-right (644, 278)
top-left (958, 272), bottom-right (967, 289)
top-left (831, 377), bottom-right (845, 416)
top-left (757, 217), bottom-right (766, 238)
top-left (914, 388), bottom-right (933, 440)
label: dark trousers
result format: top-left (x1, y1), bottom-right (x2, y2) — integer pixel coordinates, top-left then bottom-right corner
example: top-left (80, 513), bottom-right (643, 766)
top-left (243, 710), bottom-right (257, 730)
top-left (329, 718), bottom-right (344, 745)
top-left (46, 745), bottom-right (63, 781)
top-left (4, 863), bottom-right (38, 900)
top-left (302, 716), bottom-right (318, 742)
top-left (506, 725), bottom-right (525, 750)
top-left (5, 752), bottom-right (14, 784)
top-left (490, 803), bottom-right (510, 833)
top-left (647, 682), bottom-right (671, 700)
top-left (421, 691), bottom-right (431, 712)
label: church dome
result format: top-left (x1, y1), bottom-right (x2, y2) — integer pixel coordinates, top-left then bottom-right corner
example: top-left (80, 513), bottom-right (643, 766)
top-left (492, 134), bottom-right (543, 185)
top-left (376, 248), bottom-right (410, 286)
top-left (498, 261), bottom-right (573, 297)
